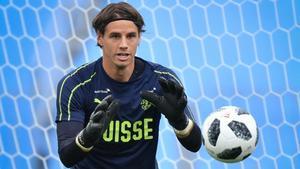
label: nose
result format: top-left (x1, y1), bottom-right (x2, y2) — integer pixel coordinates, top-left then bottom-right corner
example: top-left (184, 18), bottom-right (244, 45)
top-left (119, 37), bottom-right (128, 50)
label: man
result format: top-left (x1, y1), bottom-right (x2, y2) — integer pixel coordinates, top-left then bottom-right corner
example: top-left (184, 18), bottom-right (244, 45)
top-left (56, 2), bottom-right (202, 169)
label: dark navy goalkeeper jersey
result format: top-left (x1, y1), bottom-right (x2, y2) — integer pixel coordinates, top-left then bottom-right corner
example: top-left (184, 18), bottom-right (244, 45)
top-left (56, 57), bottom-right (191, 169)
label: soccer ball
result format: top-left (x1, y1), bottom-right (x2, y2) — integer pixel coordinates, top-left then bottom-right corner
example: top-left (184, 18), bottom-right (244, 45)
top-left (202, 106), bottom-right (259, 163)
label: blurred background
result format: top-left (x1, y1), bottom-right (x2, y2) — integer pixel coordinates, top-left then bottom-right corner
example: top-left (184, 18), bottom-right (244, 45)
top-left (0, 0), bottom-right (299, 169)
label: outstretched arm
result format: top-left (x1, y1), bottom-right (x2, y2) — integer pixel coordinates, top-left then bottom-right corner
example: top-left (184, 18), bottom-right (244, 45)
top-left (57, 95), bottom-right (119, 167)
top-left (173, 108), bottom-right (202, 152)
top-left (140, 77), bottom-right (202, 152)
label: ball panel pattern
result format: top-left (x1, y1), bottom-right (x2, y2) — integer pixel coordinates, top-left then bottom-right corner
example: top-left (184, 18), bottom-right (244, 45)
top-left (237, 109), bottom-right (249, 115)
top-left (208, 118), bottom-right (220, 146)
top-left (255, 127), bottom-right (259, 146)
top-left (228, 120), bottom-right (252, 141)
top-left (217, 146), bottom-right (242, 160)
top-left (242, 153), bottom-right (251, 160)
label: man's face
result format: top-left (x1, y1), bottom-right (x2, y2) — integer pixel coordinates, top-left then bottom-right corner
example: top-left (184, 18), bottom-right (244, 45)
top-left (98, 20), bottom-right (140, 70)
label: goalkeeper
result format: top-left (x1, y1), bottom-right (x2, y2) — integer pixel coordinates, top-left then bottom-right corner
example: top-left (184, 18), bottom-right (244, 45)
top-left (56, 2), bottom-right (202, 169)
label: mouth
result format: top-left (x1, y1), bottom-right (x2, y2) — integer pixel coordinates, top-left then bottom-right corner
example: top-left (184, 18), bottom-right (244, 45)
top-left (116, 53), bottom-right (130, 61)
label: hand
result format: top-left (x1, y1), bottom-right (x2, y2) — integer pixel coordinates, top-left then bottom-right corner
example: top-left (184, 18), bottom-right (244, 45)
top-left (140, 77), bottom-right (188, 130)
top-left (77, 95), bottom-right (119, 149)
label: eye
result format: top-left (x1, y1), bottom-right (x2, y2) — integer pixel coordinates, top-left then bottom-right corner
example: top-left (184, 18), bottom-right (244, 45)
top-left (127, 33), bottom-right (137, 39)
top-left (110, 33), bottom-right (120, 39)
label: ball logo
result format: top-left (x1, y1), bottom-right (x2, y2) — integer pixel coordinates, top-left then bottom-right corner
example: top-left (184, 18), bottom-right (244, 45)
top-left (223, 113), bottom-right (230, 118)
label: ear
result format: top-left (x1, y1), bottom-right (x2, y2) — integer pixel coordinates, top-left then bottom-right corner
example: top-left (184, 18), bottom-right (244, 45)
top-left (137, 33), bottom-right (141, 46)
top-left (97, 34), bottom-right (104, 47)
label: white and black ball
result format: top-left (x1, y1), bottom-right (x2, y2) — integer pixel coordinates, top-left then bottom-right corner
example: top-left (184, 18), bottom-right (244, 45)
top-left (202, 106), bottom-right (259, 163)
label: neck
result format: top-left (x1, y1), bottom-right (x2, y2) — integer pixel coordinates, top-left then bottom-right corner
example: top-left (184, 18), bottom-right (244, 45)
top-left (102, 59), bottom-right (134, 82)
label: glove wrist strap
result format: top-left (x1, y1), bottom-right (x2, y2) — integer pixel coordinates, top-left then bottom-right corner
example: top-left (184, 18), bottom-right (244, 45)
top-left (75, 131), bottom-right (94, 152)
top-left (173, 118), bottom-right (193, 138)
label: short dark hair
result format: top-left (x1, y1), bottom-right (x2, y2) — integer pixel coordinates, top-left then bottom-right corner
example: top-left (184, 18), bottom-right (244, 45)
top-left (92, 2), bottom-right (145, 36)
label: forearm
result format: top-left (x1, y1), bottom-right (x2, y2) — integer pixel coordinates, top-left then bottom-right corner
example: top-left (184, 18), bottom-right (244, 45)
top-left (58, 138), bottom-right (89, 168)
top-left (57, 121), bottom-right (90, 167)
top-left (174, 119), bottom-right (202, 152)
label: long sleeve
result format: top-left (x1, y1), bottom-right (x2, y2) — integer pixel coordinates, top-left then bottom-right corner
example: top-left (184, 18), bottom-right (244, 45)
top-left (175, 120), bottom-right (202, 152)
top-left (172, 105), bottom-right (203, 152)
top-left (56, 121), bottom-right (89, 168)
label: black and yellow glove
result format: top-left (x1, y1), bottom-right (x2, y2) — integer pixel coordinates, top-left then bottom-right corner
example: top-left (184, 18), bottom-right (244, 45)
top-left (76, 95), bottom-right (119, 150)
top-left (141, 77), bottom-right (188, 130)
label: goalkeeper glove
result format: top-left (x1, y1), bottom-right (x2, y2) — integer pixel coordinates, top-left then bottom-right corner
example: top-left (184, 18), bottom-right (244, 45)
top-left (140, 77), bottom-right (188, 130)
top-left (76, 95), bottom-right (119, 151)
